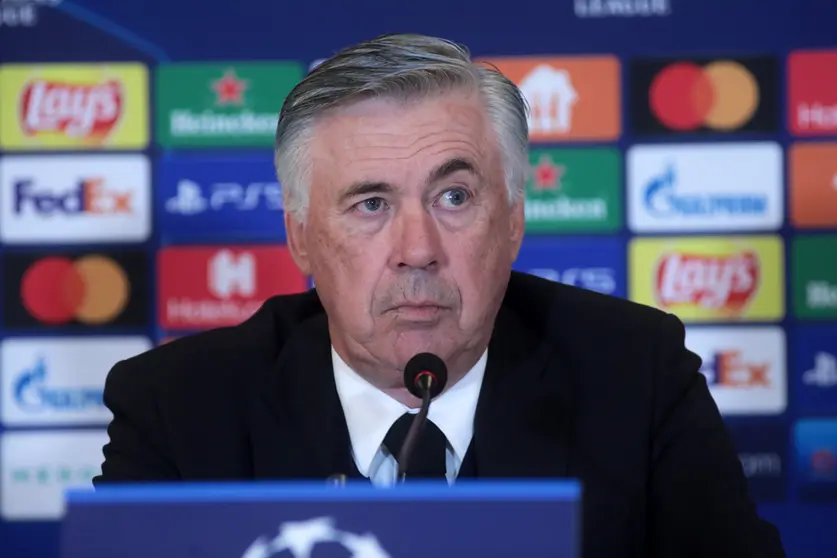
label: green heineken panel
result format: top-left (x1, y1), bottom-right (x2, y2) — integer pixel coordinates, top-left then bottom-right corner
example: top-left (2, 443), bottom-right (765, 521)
top-left (155, 61), bottom-right (304, 148)
top-left (524, 147), bottom-right (622, 234)
top-left (792, 235), bottom-right (837, 319)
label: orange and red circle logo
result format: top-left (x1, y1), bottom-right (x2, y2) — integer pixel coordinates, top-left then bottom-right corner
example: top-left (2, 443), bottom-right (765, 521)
top-left (649, 61), bottom-right (760, 131)
top-left (21, 255), bottom-right (130, 325)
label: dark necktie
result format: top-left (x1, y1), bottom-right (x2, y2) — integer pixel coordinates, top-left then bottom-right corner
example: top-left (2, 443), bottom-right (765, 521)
top-left (383, 412), bottom-right (448, 479)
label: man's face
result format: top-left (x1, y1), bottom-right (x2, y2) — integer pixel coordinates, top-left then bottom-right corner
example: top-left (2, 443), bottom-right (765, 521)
top-left (285, 91), bottom-right (524, 381)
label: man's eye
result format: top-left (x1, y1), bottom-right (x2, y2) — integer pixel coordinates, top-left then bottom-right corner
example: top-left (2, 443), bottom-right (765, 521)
top-left (438, 188), bottom-right (470, 208)
top-left (357, 197), bottom-right (387, 213)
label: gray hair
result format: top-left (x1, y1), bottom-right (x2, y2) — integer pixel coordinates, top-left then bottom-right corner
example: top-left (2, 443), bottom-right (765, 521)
top-left (273, 33), bottom-right (530, 221)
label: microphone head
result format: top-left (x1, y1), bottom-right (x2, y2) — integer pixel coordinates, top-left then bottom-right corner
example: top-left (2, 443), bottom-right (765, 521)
top-left (403, 352), bottom-right (448, 399)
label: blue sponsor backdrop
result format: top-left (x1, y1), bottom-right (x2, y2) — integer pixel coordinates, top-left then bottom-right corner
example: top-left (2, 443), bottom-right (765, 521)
top-left (1, 1), bottom-right (836, 557)
top-left (728, 422), bottom-right (790, 502)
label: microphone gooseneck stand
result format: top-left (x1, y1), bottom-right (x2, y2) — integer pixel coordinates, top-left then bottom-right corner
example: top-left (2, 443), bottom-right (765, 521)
top-left (395, 373), bottom-right (435, 483)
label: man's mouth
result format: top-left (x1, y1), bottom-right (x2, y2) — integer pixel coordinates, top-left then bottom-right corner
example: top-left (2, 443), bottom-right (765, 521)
top-left (389, 303), bottom-right (448, 319)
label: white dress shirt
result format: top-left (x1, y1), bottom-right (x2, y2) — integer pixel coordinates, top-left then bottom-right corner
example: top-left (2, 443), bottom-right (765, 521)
top-left (332, 346), bottom-right (487, 486)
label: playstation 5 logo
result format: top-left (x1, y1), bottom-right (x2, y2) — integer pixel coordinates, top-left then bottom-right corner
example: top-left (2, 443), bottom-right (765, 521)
top-left (165, 179), bottom-right (282, 215)
top-left (528, 267), bottom-right (617, 295)
top-left (803, 352), bottom-right (837, 388)
top-left (165, 180), bottom-right (207, 214)
top-left (241, 516), bottom-right (391, 558)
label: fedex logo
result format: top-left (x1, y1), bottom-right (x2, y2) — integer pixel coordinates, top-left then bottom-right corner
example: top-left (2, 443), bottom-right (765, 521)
top-left (700, 351), bottom-right (770, 387)
top-left (0, 155), bottom-right (150, 244)
top-left (686, 326), bottom-right (786, 415)
top-left (14, 178), bottom-right (132, 215)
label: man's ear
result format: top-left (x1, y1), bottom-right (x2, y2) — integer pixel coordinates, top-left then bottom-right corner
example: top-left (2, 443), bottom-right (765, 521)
top-left (508, 197), bottom-right (525, 262)
top-left (284, 211), bottom-right (313, 276)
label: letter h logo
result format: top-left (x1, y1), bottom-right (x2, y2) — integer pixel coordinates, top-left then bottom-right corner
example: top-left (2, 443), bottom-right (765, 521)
top-left (208, 250), bottom-right (256, 299)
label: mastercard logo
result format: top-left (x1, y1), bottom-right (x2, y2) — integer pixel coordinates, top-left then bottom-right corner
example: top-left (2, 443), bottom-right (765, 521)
top-left (649, 61), bottom-right (760, 131)
top-left (20, 255), bottom-right (130, 325)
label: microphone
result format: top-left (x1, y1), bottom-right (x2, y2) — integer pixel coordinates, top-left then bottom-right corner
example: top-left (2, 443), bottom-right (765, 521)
top-left (396, 352), bottom-right (448, 482)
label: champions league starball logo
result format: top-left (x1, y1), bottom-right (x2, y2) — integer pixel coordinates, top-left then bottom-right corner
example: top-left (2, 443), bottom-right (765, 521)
top-left (241, 517), bottom-right (392, 558)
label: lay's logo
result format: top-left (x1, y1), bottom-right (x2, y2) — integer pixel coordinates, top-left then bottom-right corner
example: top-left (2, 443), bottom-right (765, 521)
top-left (20, 79), bottom-right (123, 140)
top-left (655, 251), bottom-right (759, 312)
top-left (0, 63), bottom-right (148, 150)
top-left (630, 236), bottom-right (784, 322)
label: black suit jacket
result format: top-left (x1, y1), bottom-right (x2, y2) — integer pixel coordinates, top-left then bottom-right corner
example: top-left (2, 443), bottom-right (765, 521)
top-left (95, 271), bottom-right (785, 558)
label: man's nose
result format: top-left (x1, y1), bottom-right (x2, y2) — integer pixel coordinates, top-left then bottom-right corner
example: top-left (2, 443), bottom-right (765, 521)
top-left (390, 203), bottom-right (442, 270)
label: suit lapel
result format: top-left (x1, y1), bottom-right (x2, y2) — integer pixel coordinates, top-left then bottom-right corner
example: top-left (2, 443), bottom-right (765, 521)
top-left (468, 304), bottom-right (573, 479)
top-left (251, 312), bottom-right (361, 480)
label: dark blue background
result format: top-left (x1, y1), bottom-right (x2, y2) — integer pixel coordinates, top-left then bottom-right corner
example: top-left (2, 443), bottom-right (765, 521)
top-left (728, 422), bottom-right (790, 502)
top-left (2, 1), bottom-right (836, 557)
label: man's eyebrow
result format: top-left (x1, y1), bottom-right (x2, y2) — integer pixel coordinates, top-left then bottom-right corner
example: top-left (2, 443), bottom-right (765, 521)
top-left (338, 181), bottom-right (394, 205)
top-left (426, 157), bottom-right (480, 184)
top-left (337, 157), bottom-right (480, 205)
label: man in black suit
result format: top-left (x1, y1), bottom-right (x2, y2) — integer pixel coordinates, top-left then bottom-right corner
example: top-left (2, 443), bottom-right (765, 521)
top-left (95, 33), bottom-right (786, 557)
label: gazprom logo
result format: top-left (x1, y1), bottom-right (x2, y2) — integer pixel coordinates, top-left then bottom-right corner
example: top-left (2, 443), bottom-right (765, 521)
top-left (13, 356), bottom-right (104, 412)
top-left (643, 164), bottom-right (768, 218)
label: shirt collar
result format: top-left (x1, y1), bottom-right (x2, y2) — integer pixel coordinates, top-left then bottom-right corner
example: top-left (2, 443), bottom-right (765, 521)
top-left (332, 346), bottom-right (487, 477)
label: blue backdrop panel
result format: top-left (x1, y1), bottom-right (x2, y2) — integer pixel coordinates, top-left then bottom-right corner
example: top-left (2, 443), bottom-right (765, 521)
top-left (1, 1), bottom-right (836, 557)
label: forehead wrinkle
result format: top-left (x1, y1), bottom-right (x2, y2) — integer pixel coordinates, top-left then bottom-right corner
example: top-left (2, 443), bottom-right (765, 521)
top-left (310, 95), bottom-right (500, 195)
top-left (341, 124), bottom-right (472, 152)
top-left (347, 139), bottom-right (483, 165)
top-left (331, 98), bottom-right (487, 144)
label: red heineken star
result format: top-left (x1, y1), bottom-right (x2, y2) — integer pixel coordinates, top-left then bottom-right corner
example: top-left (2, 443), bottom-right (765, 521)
top-left (532, 155), bottom-right (564, 190)
top-left (211, 69), bottom-right (249, 106)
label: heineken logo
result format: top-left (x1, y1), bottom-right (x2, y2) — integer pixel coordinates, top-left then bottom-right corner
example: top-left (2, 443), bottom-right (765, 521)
top-left (793, 236), bottom-right (837, 318)
top-left (525, 197), bottom-right (608, 221)
top-left (168, 68), bottom-right (272, 139)
top-left (531, 155), bottom-right (565, 191)
top-left (169, 110), bottom-right (276, 136)
top-left (523, 148), bottom-right (621, 233)
top-left (807, 281), bottom-right (837, 309)
top-left (211, 68), bottom-right (249, 106)
top-left (156, 61), bottom-right (303, 147)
